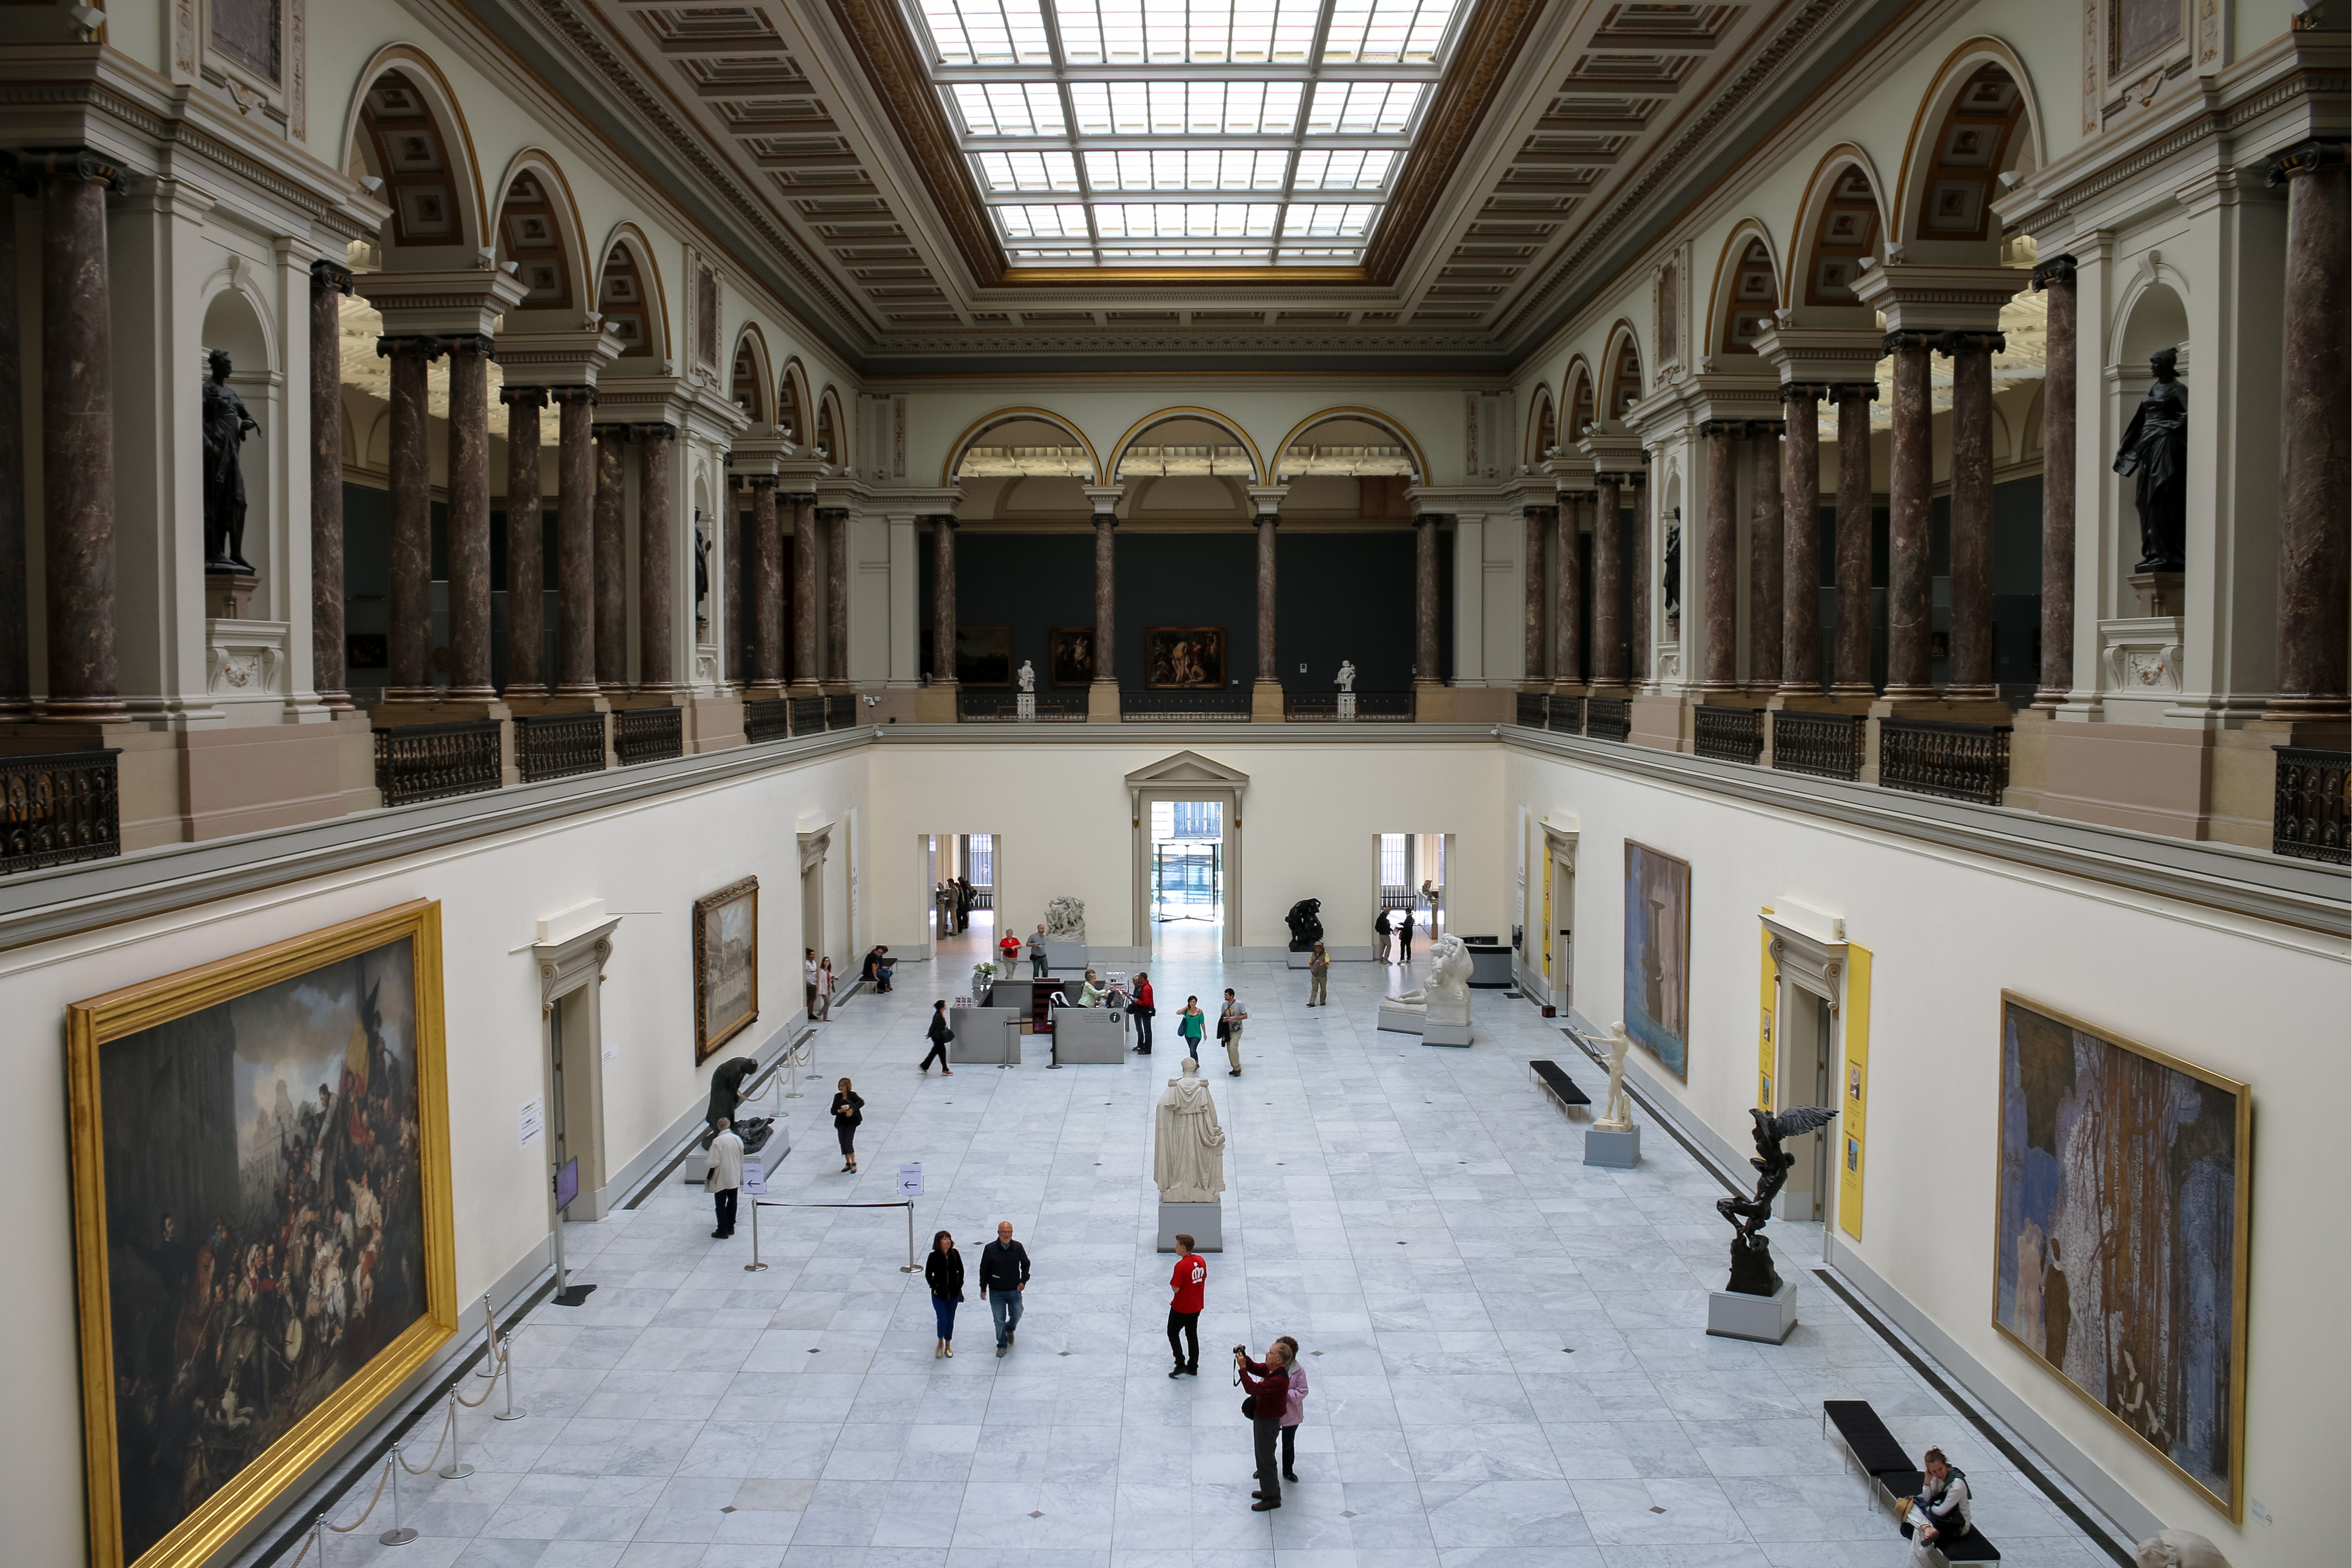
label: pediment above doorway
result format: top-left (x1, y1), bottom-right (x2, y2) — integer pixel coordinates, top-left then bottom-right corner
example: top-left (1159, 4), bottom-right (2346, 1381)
top-left (1125, 751), bottom-right (1249, 823)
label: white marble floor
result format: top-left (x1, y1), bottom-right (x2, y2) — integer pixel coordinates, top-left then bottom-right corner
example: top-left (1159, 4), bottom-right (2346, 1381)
top-left (326, 945), bottom-right (2126, 1568)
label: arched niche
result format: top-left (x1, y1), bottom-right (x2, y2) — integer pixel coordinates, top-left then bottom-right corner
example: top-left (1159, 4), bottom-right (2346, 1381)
top-left (1708, 224), bottom-right (1782, 361)
top-left (342, 52), bottom-right (486, 269)
top-left (1895, 46), bottom-right (2042, 252)
top-left (817, 388), bottom-right (845, 468)
top-left (596, 226), bottom-right (669, 362)
top-left (493, 153), bottom-right (590, 330)
top-left (1111, 408), bottom-right (1264, 485)
top-left (778, 359), bottom-right (812, 446)
top-left (1526, 385), bottom-right (1557, 462)
top-left (947, 409), bottom-right (1100, 519)
top-left (1791, 150), bottom-right (1888, 310)
top-left (1601, 327), bottom-right (1645, 424)
top-left (200, 282), bottom-right (279, 588)
top-left (1565, 358), bottom-right (1596, 440)
top-left (731, 328), bottom-right (772, 424)
top-left (1273, 407), bottom-right (1424, 482)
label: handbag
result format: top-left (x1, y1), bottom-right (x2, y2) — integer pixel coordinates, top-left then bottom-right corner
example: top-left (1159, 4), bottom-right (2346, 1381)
top-left (1240, 1395), bottom-right (1257, 1420)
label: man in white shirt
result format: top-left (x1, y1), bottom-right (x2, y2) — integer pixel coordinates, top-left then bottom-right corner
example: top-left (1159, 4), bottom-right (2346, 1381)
top-left (705, 1118), bottom-right (745, 1238)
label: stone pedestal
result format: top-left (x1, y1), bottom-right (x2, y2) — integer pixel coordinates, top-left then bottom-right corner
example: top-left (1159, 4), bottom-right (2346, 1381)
top-left (1375, 999), bottom-right (1427, 1035)
top-left (1087, 681), bottom-right (1121, 723)
top-left (1042, 940), bottom-right (1086, 970)
top-left (1707, 1280), bottom-right (1798, 1344)
top-left (1286, 949), bottom-right (1313, 969)
top-left (1016, 692), bottom-right (1036, 722)
top-left (204, 571), bottom-right (258, 619)
top-left (1157, 1201), bottom-right (1223, 1252)
top-left (2125, 571), bottom-right (2186, 618)
top-left (1422, 1021), bottom-right (1472, 1047)
top-left (1337, 692), bottom-right (1357, 721)
top-left (1582, 1125), bottom-right (1640, 1167)
top-left (1252, 679), bottom-right (1284, 722)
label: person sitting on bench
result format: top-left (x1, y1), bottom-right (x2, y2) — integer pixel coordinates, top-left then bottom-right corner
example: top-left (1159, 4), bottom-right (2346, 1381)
top-left (1901, 1447), bottom-right (1972, 1564)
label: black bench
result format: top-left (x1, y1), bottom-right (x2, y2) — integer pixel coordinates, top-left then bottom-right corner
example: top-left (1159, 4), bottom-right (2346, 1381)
top-left (1823, 1401), bottom-right (2000, 1561)
top-left (1528, 1059), bottom-right (1590, 1115)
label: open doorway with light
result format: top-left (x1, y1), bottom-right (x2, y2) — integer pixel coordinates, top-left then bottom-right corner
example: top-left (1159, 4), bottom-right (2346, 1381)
top-left (1151, 800), bottom-right (1224, 957)
top-left (924, 833), bottom-right (1001, 964)
top-left (1375, 832), bottom-right (1452, 965)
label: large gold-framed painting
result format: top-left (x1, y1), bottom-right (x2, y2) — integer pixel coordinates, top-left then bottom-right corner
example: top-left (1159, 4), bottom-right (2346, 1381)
top-left (694, 876), bottom-right (759, 1063)
top-left (66, 901), bottom-right (457, 1568)
top-left (1994, 992), bottom-right (2251, 1519)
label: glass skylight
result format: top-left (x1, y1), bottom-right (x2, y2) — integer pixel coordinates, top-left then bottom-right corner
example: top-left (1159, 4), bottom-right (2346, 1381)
top-left (905, 0), bottom-right (1468, 266)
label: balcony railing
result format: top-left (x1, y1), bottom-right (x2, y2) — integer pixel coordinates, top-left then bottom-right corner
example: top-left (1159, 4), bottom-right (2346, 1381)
top-left (1586, 696), bottom-right (1631, 743)
top-left (958, 690), bottom-right (1089, 722)
top-left (1548, 695), bottom-right (1586, 736)
top-left (744, 696), bottom-right (792, 744)
top-left (1516, 692), bottom-right (1548, 728)
top-left (1286, 692), bottom-right (1414, 721)
top-left (787, 695), bottom-right (826, 735)
top-left (1770, 711), bottom-right (1866, 782)
top-left (1120, 689), bottom-right (1251, 721)
top-left (614, 705), bottom-right (683, 766)
top-left (825, 694), bottom-right (860, 731)
top-left (2273, 748), bottom-right (2349, 864)
top-left (375, 720), bottom-right (502, 807)
top-left (1879, 716), bottom-right (2011, 806)
top-left (1694, 705), bottom-right (1764, 765)
top-left (0, 749), bottom-right (120, 875)
top-left (516, 712), bottom-right (608, 783)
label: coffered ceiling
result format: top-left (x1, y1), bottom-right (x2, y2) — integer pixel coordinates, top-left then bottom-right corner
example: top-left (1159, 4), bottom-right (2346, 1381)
top-left (486, 0), bottom-right (1916, 372)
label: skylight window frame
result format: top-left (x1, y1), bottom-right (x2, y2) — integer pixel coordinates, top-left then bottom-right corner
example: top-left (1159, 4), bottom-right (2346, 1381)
top-left (901, 0), bottom-right (1471, 269)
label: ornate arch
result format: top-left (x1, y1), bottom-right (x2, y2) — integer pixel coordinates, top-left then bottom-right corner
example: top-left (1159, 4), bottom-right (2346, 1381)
top-left (777, 358), bottom-right (813, 445)
top-left (594, 223), bottom-right (669, 360)
top-left (1525, 384), bottom-right (1557, 462)
top-left (816, 386), bottom-right (847, 467)
top-left (1600, 324), bottom-right (1645, 423)
top-left (492, 150), bottom-right (591, 316)
top-left (940, 406), bottom-right (1103, 484)
top-left (1112, 406), bottom-right (1266, 484)
top-left (1564, 356), bottom-right (1597, 438)
top-left (731, 325), bottom-right (773, 424)
top-left (1893, 40), bottom-right (2044, 247)
top-left (1706, 221), bottom-right (1783, 360)
top-left (1791, 146), bottom-right (1890, 308)
top-left (340, 47), bottom-right (488, 256)
top-left (1272, 406), bottom-right (1426, 483)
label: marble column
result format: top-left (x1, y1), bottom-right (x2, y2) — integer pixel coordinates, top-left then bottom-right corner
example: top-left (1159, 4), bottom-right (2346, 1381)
top-left (1748, 422), bottom-right (1783, 696)
top-left (39, 151), bottom-right (126, 722)
top-left (930, 516), bottom-right (958, 685)
top-left (2031, 257), bottom-right (2077, 708)
top-left (378, 334), bottom-right (443, 703)
top-left (1940, 331), bottom-right (2002, 698)
top-left (1255, 510), bottom-right (1279, 682)
top-left (1592, 485), bottom-right (1624, 689)
top-left (1522, 508), bottom-right (1547, 683)
top-left (1629, 469), bottom-right (1649, 687)
top-left (500, 386), bottom-right (548, 697)
top-left (1883, 330), bottom-right (1936, 697)
top-left (749, 478), bottom-right (783, 695)
top-left (821, 505), bottom-right (850, 685)
top-left (1779, 387), bottom-right (1825, 695)
top-left (1830, 383), bottom-right (1876, 697)
top-left (593, 424), bottom-right (628, 692)
top-left (309, 259), bottom-right (354, 712)
top-left (1554, 501), bottom-right (1581, 686)
top-left (443, 335), bottom-right (495, 700)
top-left (724, 479), bottom-right (746, 688)
top-left (1093, 507), bottom-right (1117, 688)
top-left (789, 492), bottom-right (819, 688)
top-left (1413, 513), bottom-right (1440, 683)
top-left (637, 425), bottom-right (675, 692)
top-left (1700, 422), bottom-right (1739, 693)
top-left (551, 389), bottom-right (599, 698)
top-left (2266, 140), bottom-right (2350, 718)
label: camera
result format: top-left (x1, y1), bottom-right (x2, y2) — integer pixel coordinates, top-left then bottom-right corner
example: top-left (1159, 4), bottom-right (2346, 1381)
top-left (1232, 1344), bottom-right (1248, 1355)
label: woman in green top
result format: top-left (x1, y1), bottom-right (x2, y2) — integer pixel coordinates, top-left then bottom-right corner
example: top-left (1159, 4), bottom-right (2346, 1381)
top-left (1176, 995), bottom-right (1206, 1060)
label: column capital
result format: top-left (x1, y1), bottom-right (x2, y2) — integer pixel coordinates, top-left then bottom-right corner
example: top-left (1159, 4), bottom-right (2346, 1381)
top-left (591, 421), bottom-right (635, 442)
top-left (1245, 484), bottom-right (1289, 516)
top-left (310, 257), bottom-right (356, 294)
top-left (1697, 419), bottom-right (1745, 439)
top-left (779, 490), bottom-right (818, 507)
top-left (2029, 254), bottom-right (2077, 290)
top-left (19, 148), bottom-right (125, 189)
top-left (2266, 139), bottom-right (2349, 186)
top-left (743, 473), bottom-right (779, 492)
top-left (924, 514), bottom-right (959, 530)
top-left (375, 334), bottom-right (449, 361)
top-left (815, 504), bottom-right (850, 522)
top-left (1935, 330), bottom-right (2006, 357)
top-left (1883, 328), bottom-right (1938, 354)
top-left (444, 332), bottom-right (496, 357)
top-left (1827, 381), bottom-right (1880, 402)
top-left (634, 422), bottom-right (679, 443)
top-left (548, 385), bottom-right (599, 406)
top-left (498, 385), bottom-right (550, 409)
top-left (1080, 485), bottom-right (1125, 518)
top-left (1523, 502), bottom-right (1557, 519)
top-left (1779, 382), bottom-right (1836, 404)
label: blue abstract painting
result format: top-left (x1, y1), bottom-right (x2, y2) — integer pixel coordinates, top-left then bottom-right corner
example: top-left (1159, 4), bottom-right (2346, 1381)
top-left (1622, 841), bottom-right (1689, 1080)
top-left (1995, 994), bottom-right (2247, 1515)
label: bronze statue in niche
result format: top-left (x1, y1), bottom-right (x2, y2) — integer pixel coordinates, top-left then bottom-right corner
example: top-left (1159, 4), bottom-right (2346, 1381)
top-left (2112, 348), bottom-right (2187, 573)
top-left (202, 349), bottom-right (258, 574)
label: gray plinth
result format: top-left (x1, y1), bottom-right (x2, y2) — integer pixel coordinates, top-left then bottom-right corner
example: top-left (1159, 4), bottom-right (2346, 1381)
top-left (1157, 1201), bottom-right (1223, 1252)
top-left (1053, 1006), bottom-right (1127, 1063)
top-left (1375, 1002), bottom-right (1425, 1035)
top-left (1582, 1125), bottom-right (1641, 1167)
top-left (1422, 1020), bottom-right (1472, 1047)
top-left (948, 1006), bottom-right (1022, 1065)
top-left (1286, 949), bottom-right (1313, 969)
top-left (1043, 939), bottom-right (1087, 970)
top-left (1706, 1279), bottom-right (1798, 1344)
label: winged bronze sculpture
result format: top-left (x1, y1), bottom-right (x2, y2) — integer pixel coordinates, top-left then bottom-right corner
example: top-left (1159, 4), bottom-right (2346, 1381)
top-left (1715, 1105), bottom-right (1838, 1297)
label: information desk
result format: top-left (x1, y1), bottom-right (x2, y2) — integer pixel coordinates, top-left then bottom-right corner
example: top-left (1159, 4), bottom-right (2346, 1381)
top-left (948, 1006), bottom-right (1023, 1065)
top-left (1052, 1005), bottom-right (1127, 1063)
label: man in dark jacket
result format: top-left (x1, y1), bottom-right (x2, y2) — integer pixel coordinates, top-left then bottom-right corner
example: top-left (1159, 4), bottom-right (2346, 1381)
top-left (1235, 1341), bottom-right (1293, 1511)
top-left (1398, 908), bottom-right (1416, 962)
top-left (978, 1220), bottom-right (1030, 1356)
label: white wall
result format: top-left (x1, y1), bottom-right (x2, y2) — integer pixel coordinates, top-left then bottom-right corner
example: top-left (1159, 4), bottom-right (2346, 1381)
top-left (1505, 741), bottom-right (2348, 1567)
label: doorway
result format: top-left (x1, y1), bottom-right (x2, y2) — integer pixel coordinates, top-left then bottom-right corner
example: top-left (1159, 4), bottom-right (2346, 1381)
top-left (1543, 830), bottom-right (1576, 1009)
top-left (1375, 832), bottom-right (1452, 964)
top-left (1150, 800), bottom-right (1223, 956)
top-left (534, 921), bottom-right (613, 1217)
top-left (925, 833), bottom-right (1001, 963)
top-left (1778, 987), bottom-right (1835, 1221)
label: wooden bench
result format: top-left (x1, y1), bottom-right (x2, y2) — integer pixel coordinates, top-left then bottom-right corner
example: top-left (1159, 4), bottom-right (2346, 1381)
top-left (1528, 1059), bottom-right (1590, 1115)
top-left (1823, 1400), bottom-right (2000, 1561)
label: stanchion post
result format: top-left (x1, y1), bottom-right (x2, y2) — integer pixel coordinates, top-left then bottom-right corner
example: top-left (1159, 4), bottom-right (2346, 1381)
top-left (745, 1199), bottom-right (769, 1273)
top-left (493, 1333), bottom-right (526, 1421)
top-left (804, 1029), bottom-right (819, 1080)
top-left (438, 1390), bottom-right (473, 1479)
top-left (783, 1037), bottom-right (804, 1099)
top-left (378, 1447), bottom-right (417, 1545)
top-left (900, 1200), bottom-right (918, 1273)
top-left (474, 1291), bottom-right (495, 1377)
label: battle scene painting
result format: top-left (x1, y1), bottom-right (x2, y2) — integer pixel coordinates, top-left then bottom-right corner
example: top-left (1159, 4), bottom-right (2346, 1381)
top-left (1994, 993), bottom-right (2249, 1517)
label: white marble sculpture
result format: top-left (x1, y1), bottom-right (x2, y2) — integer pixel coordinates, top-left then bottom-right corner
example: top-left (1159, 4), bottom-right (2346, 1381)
top-left (2135, 1531), bottom-right (2230, 1568)
top-left (1042, 895), bottom-right (1086, 941)
top-left (1154, 1057), bottom-right (1227, 1202)
top-left (1335, 659), bottom-right (1357, 692)
top-left (1377, 933), bottom-right (1473, 1036)
top-left (1594, 1021), bottom-right (1635, 1131)
top-left (1017, 660), bottom-right (1035, 692)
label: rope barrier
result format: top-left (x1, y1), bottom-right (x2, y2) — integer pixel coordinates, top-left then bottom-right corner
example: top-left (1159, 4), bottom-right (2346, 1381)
top-left (741, 1198), bottom-right (919, 1274)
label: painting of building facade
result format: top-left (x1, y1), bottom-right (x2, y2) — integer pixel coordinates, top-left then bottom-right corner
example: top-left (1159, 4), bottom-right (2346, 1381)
top-left (1994, 993), bottom-right (2249, 1518)
top-left (1622, 841), bottom-right (1690, 1079)
top-left (67, 902), bottom-right (455, 1568)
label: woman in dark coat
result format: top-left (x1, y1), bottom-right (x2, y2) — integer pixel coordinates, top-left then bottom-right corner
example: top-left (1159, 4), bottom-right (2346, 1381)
top-left (921, 1001), bottom-right (955, 1075)
top-left (705, 1057), bottom-right (759, 1147)
top-left (925, 1230), bottom-right (965, 1357)
top-left (829, 1078), bottom-right (866, 1174)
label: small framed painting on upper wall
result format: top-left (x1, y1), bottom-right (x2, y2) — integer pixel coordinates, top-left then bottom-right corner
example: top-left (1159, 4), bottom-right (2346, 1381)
top-left (1049, 626), bottom-right (1096, 686)
top-left (1144, 626), bottom-right (1225, 688)
top-left (1622, 841), bottom-right (1690, 1079)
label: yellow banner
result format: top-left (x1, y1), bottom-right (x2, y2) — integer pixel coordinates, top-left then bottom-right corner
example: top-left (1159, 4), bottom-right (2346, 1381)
top-left (1541, 850), bottom-right (1553, 978)
top-left (1838, 943), bottom-right (1873, 1240)
top-left (1756, 921), bottom-right (1777, 1112)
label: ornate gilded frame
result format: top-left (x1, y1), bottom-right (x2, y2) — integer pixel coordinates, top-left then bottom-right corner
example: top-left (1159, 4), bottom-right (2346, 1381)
top-left (66, 900), bottom-right (457, 1568)
top-left (693, 876), bottom-right (760, 1063)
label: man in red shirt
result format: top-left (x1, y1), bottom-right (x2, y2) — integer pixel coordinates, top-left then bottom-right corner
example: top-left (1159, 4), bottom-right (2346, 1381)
top-left (1166, 1234), bottom-right (1206, 1377)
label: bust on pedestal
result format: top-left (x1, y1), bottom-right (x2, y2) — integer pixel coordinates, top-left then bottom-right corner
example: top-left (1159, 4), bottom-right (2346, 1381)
top-left (1376, 934), bottom-right (1473, 1044)
top-left (1154, 1056), bottom-right (1226, 1251)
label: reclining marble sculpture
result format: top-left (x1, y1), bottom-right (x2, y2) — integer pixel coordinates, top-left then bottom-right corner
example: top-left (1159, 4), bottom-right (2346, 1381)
top-left (1376, 933), bottom-right (1473, 1041)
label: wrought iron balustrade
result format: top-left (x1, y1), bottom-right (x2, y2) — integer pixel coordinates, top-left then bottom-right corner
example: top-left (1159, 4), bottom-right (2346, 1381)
top-left (0, 749), bottom-right (120, 874)
top-left (1694, 705), bottom-right (1764, 765)
top-left (1585, 696), bottom-right (1631, 743)
top-left (1770, 711), bottom-right (1865, 782)
top-left (744, 696), bottom-right (792, 744)
top-left (1354, 691), bottom-right (1414, 720)
top-left (1516, 692), bottom-right (1548, 728)
top-left (516, 711), bottom-right (608, 782)
top-left (825, 694), bottom-right (859, 730)
top-left (1878, 716), bottom-right (2010, 805)
top-left (787, 695), bottom-right (826, 735)
top-left (2273, 748), bottom-right (2349, 864)
top-left (374, 720), bottom-right (502, 806)
top-left (614, 705), bottom-right (683, 765)
top-left (1287, 691), bottom-right (1414, 721)
top-left (1120, 688), bottom-right (1251, 721)
top-left (957, 690), bottom-right (1089, 722)
top-left (1547, 695), bottom-right (1585, 736)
